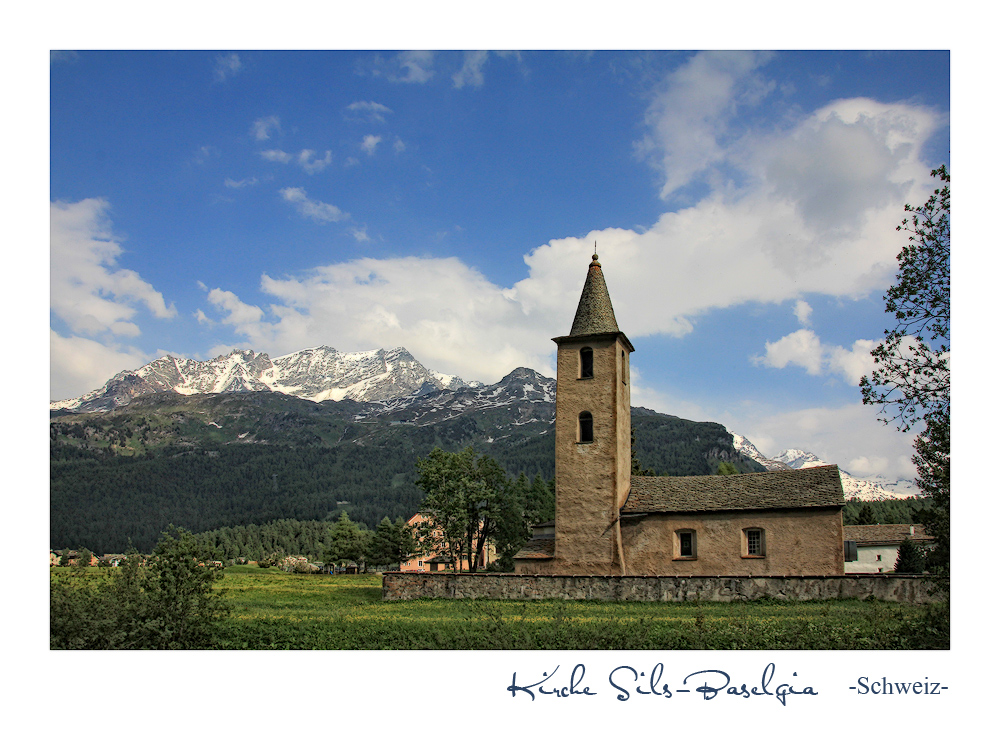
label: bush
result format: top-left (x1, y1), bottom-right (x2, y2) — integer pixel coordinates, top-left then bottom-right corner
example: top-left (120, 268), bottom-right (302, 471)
top-left (50, 526), bottom-right (229, 649)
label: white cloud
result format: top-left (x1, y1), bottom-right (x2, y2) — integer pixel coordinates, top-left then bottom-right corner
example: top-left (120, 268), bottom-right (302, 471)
top-left (636, 50), bottom-right (776, 200)
top-left (199, 256), bottom-right (555, 385)
top-left (372, 51), bottom-right (435, 84)
top-left (224, 177), bottom-right (258, 189)
top-left (261, 148), bottom-right (333, 173)
top-left (393, 138), bottom-right (406, 153)
top-left (754, 328), bottom-right (825, 375)
top-left (279, 187), bottom-right (349, 223)
top-left (752, 328), bottom-right (878, 385)
top-left (297, 149), bottom-right (333, 174)
top-left (351, 226), bottom-right (371, 243)
top-left (50, 330), bottom-right (152, 401)
top-left (260, 149), bottom-right (293, 164)
top-left (453, 51), bottom-right (489, 88)
top-left (392, 51), bottom-right (434, 83)
top-left (727, 401), bottom-right (917, 481)
top-left (193, 145), bottom-right (219, 164)
top-left (50, 199), bottom-right (176, 338)
top-left (794, 300), bottom-right (812, 325)
top-left (214, 53), bottom-right (242, 82)
top-left (251, 115), bottom-right (281, 141)
top-left (361, 135), bottom-right (381, 155)
top-left (345, 101), bottom-right (393, 123)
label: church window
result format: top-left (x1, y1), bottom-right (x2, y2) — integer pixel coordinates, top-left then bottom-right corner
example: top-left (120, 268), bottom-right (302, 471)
top-left (743, 528), bottom-right (765, 557)
top-left (675, 530), bottom-right (696, 559)
top-left (578, 411), bottom-right (593, 443)
top-left (580, 347), bottom-right (594, 379)
top-left (621, 351), bottom-right (627, 384)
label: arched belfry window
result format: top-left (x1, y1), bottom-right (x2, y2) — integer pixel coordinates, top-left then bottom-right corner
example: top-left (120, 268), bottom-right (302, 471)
top-left (580, 347), bottom-right (594, 379)
top-left (578, 411), bottom-right (594, 443)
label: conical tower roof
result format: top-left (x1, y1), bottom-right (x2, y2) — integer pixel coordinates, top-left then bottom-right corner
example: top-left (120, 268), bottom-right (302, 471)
top-left (569, 254), bottom-right (620, 337)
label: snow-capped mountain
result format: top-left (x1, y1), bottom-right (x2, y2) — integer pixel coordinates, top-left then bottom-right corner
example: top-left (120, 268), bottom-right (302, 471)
top-left (364, 367), bottom-right (556, 429)
top-left (730, 432), bottom-right (919, 500)
top-left (51, 346), bottom-right (480, 413)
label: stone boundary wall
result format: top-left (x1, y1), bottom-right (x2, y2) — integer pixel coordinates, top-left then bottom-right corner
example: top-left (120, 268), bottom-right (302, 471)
top-left (382, 572), bottom-right (939, 604)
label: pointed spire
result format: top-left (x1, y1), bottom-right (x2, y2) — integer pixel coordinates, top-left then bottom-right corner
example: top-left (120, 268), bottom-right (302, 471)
top-left (568, 253), bottom-right (621, 337)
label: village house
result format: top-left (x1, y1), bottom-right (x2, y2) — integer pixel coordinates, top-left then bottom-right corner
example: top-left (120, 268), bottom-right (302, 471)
top-left (514, 253), bottom-right (846, 576)
top-left (843, 524), bottom-right (931, 573)
top-left (399, 512), bottom-right (496, 572)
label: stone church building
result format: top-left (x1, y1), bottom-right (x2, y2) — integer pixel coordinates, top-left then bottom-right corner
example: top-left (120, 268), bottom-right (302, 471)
top-left (514, 254), bottom-right (846, 576)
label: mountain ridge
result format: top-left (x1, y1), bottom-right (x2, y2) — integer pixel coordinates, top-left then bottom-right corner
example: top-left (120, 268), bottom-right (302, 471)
top-left (51, 345), bottom-right (482, 413)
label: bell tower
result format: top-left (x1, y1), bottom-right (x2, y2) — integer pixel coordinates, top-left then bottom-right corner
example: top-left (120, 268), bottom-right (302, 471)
top-left (551, 253), bottom-right (633, 574)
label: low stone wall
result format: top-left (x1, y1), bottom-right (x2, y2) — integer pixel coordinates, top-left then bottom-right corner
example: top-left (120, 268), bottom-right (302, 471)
top-left (382, 572), bottom-right (939, 604)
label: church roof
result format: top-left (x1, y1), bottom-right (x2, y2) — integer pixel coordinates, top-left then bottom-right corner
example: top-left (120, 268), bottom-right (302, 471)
top-left (622, 464), bottom-right (845, 514)
top-left (568, 254), bottom-right (621, 338)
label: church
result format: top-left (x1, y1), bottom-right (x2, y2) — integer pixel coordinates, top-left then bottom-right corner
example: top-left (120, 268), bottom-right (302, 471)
top-left (514, 253), bottom-right (846, 576)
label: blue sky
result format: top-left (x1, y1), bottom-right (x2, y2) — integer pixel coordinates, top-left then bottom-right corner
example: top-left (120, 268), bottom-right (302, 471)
top-left (49, 49), bottom-right (950, 480)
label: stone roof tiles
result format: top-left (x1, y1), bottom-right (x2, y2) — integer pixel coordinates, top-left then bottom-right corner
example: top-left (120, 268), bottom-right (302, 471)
top-left (622, 464), bottom-right (845, 514)
top-left (512, 536), bottom-right (555, 560)
top-left (843, 524), bottom-right (930, 545)
top-left (568, 254), bottom-right (620, 337)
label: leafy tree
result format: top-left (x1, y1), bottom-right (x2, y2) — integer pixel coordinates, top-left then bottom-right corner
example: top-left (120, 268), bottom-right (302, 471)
top-left (860, 165), bottom-right (950, 584)
top-left (415, 447), bottom-right (517, 572)
top-left (715, 462), bottom-right (738, 476)
top-left (894, 538), bottom-right (926, 574)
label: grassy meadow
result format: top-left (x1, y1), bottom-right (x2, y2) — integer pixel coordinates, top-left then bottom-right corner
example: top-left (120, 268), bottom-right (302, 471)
top-left (207, 566), bottom-right (947, 650)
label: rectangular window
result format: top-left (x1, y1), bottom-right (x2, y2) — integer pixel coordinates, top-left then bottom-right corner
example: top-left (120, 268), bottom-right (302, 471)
top-left (746, 529), bottom-right (763, 556)
top-left (580, 348), bottom-right (594, 379)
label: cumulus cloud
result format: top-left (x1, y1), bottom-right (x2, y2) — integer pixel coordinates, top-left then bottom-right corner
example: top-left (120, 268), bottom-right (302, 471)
top-left (753, 328), bottom-right (878, 385)
top-left (754, 329), bottom-right (826, 375)
top-left (297, 149), bottom-right (333, 174)
top-left (214, 53), bottom-right (242, 82)
top-left (636, 50), bottom-right (776, 200)
top-left (50, 198), bottom-right (176, 338)
top-left (453, 50), bottom-right (489, 88)
top-left (508, 87), bottom-right (943, 343)
top-left (345, 101), bottom-right (393, 123)
top-left (279, 187), bottom-right (348, 223)
top-left (50, 330), bottom-right (152, 401)
top-left (251, 115), bottom-right (281, 141)
top-left (198, 257), bottom-right (555, 385)
top-left (794, 300), bottom-right (812, 325)
top-left (728, 401), bottom-right (917, 481)
top-left (361, 135), bottom-right (381, 155)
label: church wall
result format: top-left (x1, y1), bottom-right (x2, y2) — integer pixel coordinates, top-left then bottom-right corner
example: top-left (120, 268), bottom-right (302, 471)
top-left (620, 507), bottom-right (845, 576)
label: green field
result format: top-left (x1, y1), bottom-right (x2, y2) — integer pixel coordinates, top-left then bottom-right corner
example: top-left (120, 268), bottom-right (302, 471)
top-left (208, 566), bottom-right (947, 650)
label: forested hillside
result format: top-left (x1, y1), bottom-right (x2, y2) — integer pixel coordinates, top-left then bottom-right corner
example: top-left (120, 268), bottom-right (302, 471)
top-left (51, 391), bottom-right (760, 553)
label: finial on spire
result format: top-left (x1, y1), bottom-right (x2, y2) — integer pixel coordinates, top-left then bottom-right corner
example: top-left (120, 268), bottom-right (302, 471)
top-left (592, 240), bottom-right (599, 264)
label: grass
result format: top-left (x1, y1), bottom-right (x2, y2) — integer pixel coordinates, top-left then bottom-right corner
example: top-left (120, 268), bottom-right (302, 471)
top-left (208, 567), bottom-right (948, 650)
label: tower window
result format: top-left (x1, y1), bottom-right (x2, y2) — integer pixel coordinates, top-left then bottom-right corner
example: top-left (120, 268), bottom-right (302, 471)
top-left (580, 347), bottom-right (594, 379)
top-left (578, 411), bottom-right (593, 443)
